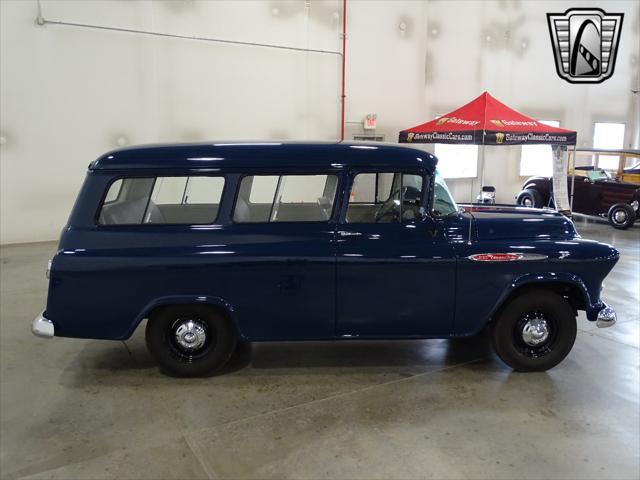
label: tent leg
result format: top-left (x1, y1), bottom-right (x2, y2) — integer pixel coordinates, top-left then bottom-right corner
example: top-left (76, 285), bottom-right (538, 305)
top-left (477, 144), bottom-right (486, 203)
top-left (570, 145), bottom-right (576, 212)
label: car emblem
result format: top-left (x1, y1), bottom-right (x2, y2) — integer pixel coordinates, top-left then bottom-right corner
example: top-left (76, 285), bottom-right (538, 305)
top-left (547, 8), bottom-right (624, 84)
top-left (468, 253), bottom-right (549, 262)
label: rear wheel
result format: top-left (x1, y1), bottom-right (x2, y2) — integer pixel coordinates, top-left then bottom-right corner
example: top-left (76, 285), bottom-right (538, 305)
top-left (145, 305), bottom-right (236, 377)
top-left (490, 290), bottom-right (576, 372)
top-left (516, 189), bottom-right (542, 208)
top-left (607, 203), bottom-right (636, 230)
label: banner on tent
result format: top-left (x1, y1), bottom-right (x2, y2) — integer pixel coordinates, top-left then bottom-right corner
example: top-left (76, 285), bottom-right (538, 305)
top-left (552, 146), bottom-right (571, 214)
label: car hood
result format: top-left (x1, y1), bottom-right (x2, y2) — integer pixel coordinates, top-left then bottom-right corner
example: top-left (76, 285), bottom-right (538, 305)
top-left (460, 204), bottom-right (577, 240)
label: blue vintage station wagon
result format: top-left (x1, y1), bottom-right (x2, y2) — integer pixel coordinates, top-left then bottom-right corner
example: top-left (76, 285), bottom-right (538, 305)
top-left (33, 142), bottom-right (619, 376)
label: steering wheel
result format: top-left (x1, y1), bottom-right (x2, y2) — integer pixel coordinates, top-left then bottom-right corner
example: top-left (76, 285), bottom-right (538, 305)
top-left (374, 188), bottom-right (402, 222)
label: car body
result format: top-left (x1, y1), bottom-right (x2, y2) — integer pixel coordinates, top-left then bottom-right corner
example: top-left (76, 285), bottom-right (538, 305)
top-left (34, 142), bottom-right (619, 375)
top-left (516, 166), bottom-right (640, 229)
top-left (621, 162), bottom-right (640, 184)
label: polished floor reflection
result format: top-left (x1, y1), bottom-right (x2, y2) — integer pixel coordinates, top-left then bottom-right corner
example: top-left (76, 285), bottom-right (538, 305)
top-left (1, 217), bottom-right (638, 479)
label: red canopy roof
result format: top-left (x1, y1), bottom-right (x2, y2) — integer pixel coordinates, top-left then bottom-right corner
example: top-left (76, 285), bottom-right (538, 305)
top-left (399, 92), bottom-right (576, 146)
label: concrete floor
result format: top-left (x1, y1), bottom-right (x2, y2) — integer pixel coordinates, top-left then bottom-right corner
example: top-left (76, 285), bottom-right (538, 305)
top-left (1, 217), bottom-right (638, 479)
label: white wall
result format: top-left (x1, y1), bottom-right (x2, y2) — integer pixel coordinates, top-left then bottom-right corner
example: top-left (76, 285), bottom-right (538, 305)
top-left (1, 0), bottom-right (638, 243)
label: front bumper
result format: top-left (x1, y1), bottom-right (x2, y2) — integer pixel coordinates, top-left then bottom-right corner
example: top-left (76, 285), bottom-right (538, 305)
top-left (32, 310), bottom-right (54, 338)
top-left (596, 303), bottom-right (617, 328)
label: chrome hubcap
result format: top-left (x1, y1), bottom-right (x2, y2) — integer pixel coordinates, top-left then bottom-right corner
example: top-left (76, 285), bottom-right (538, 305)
top-left (174, 319), bottom-right (207, 351)
top-left (521, 317), bottom-right (550, 346)
top-left (523, 198), bottom-right (533, 207)
top-left (613, 210), bottom-right (627, 223)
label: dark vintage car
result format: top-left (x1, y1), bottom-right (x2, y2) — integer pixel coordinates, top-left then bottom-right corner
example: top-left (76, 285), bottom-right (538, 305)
top-left (516, 166), bottom-right (640, 229)
top-left (34, 142), bottom-right (619, 376)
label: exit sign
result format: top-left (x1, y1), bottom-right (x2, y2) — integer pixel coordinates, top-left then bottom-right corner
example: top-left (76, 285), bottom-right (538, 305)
top-left (364, 114), bottom-right (377, 130)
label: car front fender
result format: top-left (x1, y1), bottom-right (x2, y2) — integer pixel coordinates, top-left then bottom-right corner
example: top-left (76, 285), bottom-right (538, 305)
top-left (487, 271), bottom-right (595, 322)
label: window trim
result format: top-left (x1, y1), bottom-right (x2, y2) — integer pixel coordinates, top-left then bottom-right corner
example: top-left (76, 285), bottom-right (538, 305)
top-left (95, 174), bottom-right (227, 227)
top-left (341, 169), bottom-right (430, 225)
top-left (231, 172), bottom-right (341, 225)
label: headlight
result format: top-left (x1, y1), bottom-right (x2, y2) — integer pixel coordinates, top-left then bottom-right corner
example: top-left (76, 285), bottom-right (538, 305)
top-left (46, 259), bottom-right (52, 279)
top-left (631, 200), bottom-right (639, 212)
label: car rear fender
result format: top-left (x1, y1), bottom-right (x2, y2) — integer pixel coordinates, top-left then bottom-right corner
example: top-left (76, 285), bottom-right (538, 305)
top-left (128, 295), bottom-right (244, 340)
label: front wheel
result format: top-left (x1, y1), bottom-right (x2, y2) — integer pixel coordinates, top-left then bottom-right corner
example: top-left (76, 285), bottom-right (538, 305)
top-left (146, 305), bottom-right (237, 377)
top-left (490, 290), bottom-right (576, 372)
top-left (608, 203), bottom-right (636, 230)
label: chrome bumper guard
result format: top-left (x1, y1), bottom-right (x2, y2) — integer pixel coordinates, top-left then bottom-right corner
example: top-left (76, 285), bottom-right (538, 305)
top-left (596, 304), bottom-right (617, 329)
top-left (32, 310), bottom-right (54, 338)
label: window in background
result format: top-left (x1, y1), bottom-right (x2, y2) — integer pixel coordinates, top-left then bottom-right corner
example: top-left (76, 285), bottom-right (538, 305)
top-left (593, 122), bottom-right (625, 170)
top-left (433, 144), bottom-right (478, 178)
top-left (519, 120), bottom-right (560, 177)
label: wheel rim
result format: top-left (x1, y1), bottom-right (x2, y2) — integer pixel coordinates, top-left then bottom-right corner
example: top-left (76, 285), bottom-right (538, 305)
top-left (513, 311), bottom-right (556, 358)
top-left (521, 317), bottom-right (550, 346)
top-left (174, 319), bottom-right (207, 351)
top-left (168, 317), bottom-right (213, 362)
top-left (613, 209), bottom-right (627, 224)
top-left (523, 197), bottom-right (533, 207)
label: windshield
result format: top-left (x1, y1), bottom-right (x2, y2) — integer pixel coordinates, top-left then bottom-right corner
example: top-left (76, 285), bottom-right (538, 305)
top-left (432, 171), bottom-right (458, 216)
top-left (586, 169), bottom-right (611, 181)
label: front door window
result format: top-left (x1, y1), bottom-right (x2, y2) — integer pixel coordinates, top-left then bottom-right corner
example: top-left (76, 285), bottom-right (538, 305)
top-left (346, 172), bottom-right (424, 223)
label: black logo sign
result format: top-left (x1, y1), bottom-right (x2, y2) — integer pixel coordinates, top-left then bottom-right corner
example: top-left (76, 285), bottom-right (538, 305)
top-left (547, 8), bottom-right (623, 84)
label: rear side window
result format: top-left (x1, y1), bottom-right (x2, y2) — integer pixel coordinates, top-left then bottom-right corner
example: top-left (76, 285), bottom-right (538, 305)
top-left (234, 174), bottom-right (338, 223)
top-left (98, 176), bottom-right (225, 225)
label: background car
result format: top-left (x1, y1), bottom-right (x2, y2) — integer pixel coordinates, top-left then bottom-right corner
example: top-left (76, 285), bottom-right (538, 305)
top-left (517, 165), bottom-right (640, 229)
top-left (621, 162), bottom-right (640, 184)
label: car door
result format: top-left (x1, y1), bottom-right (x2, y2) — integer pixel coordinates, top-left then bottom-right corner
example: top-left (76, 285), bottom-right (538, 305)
top-left (222, 172), bottom-right (339, 340)
top-left (335, 171), bottom-right (456, 338)
top-left (571, 172), bottom-right (603, 215)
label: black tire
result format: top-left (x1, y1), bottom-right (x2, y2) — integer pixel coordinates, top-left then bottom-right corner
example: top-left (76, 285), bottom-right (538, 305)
top-left (607, 203), bottom-right (636, 230)
top-left (516, 189), bottom-right (542, 208)
top-left (490, 289), bottom-right (576, 372)
top-left (145, 304), bottom-right (237, 377)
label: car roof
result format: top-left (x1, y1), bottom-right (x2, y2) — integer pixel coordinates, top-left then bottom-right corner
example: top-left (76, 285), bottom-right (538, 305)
top-left (90, 141), bottom-right (437, 173)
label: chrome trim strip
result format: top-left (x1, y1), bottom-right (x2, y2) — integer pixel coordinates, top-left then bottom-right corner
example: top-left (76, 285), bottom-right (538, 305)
top-left (596, 304), bottom-right (617, 328)
top-left (32, 310), bottom-right (54, 338)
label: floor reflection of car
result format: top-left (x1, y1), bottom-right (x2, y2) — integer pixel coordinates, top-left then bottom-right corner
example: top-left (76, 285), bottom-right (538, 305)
top-left (516, 166), bottom-right (640, 229)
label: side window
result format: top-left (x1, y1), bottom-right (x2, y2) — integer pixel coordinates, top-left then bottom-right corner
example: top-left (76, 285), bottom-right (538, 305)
top-left (98, 176), bottom-right (225, 225)
top-left (104, 179), bottom-right (123, 204)
top-left (346, 172), bottom-right (424, 223)
top-left (234, 174), bottom-right (338, 223)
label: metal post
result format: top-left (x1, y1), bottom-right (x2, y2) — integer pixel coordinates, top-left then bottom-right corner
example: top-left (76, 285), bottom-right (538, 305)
top-left (570, 144), bottom-right (576, 211)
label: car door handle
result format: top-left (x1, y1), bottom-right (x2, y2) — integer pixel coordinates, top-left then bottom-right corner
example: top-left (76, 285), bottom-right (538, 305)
top-left (337, 231), bottom-right (362, 237)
